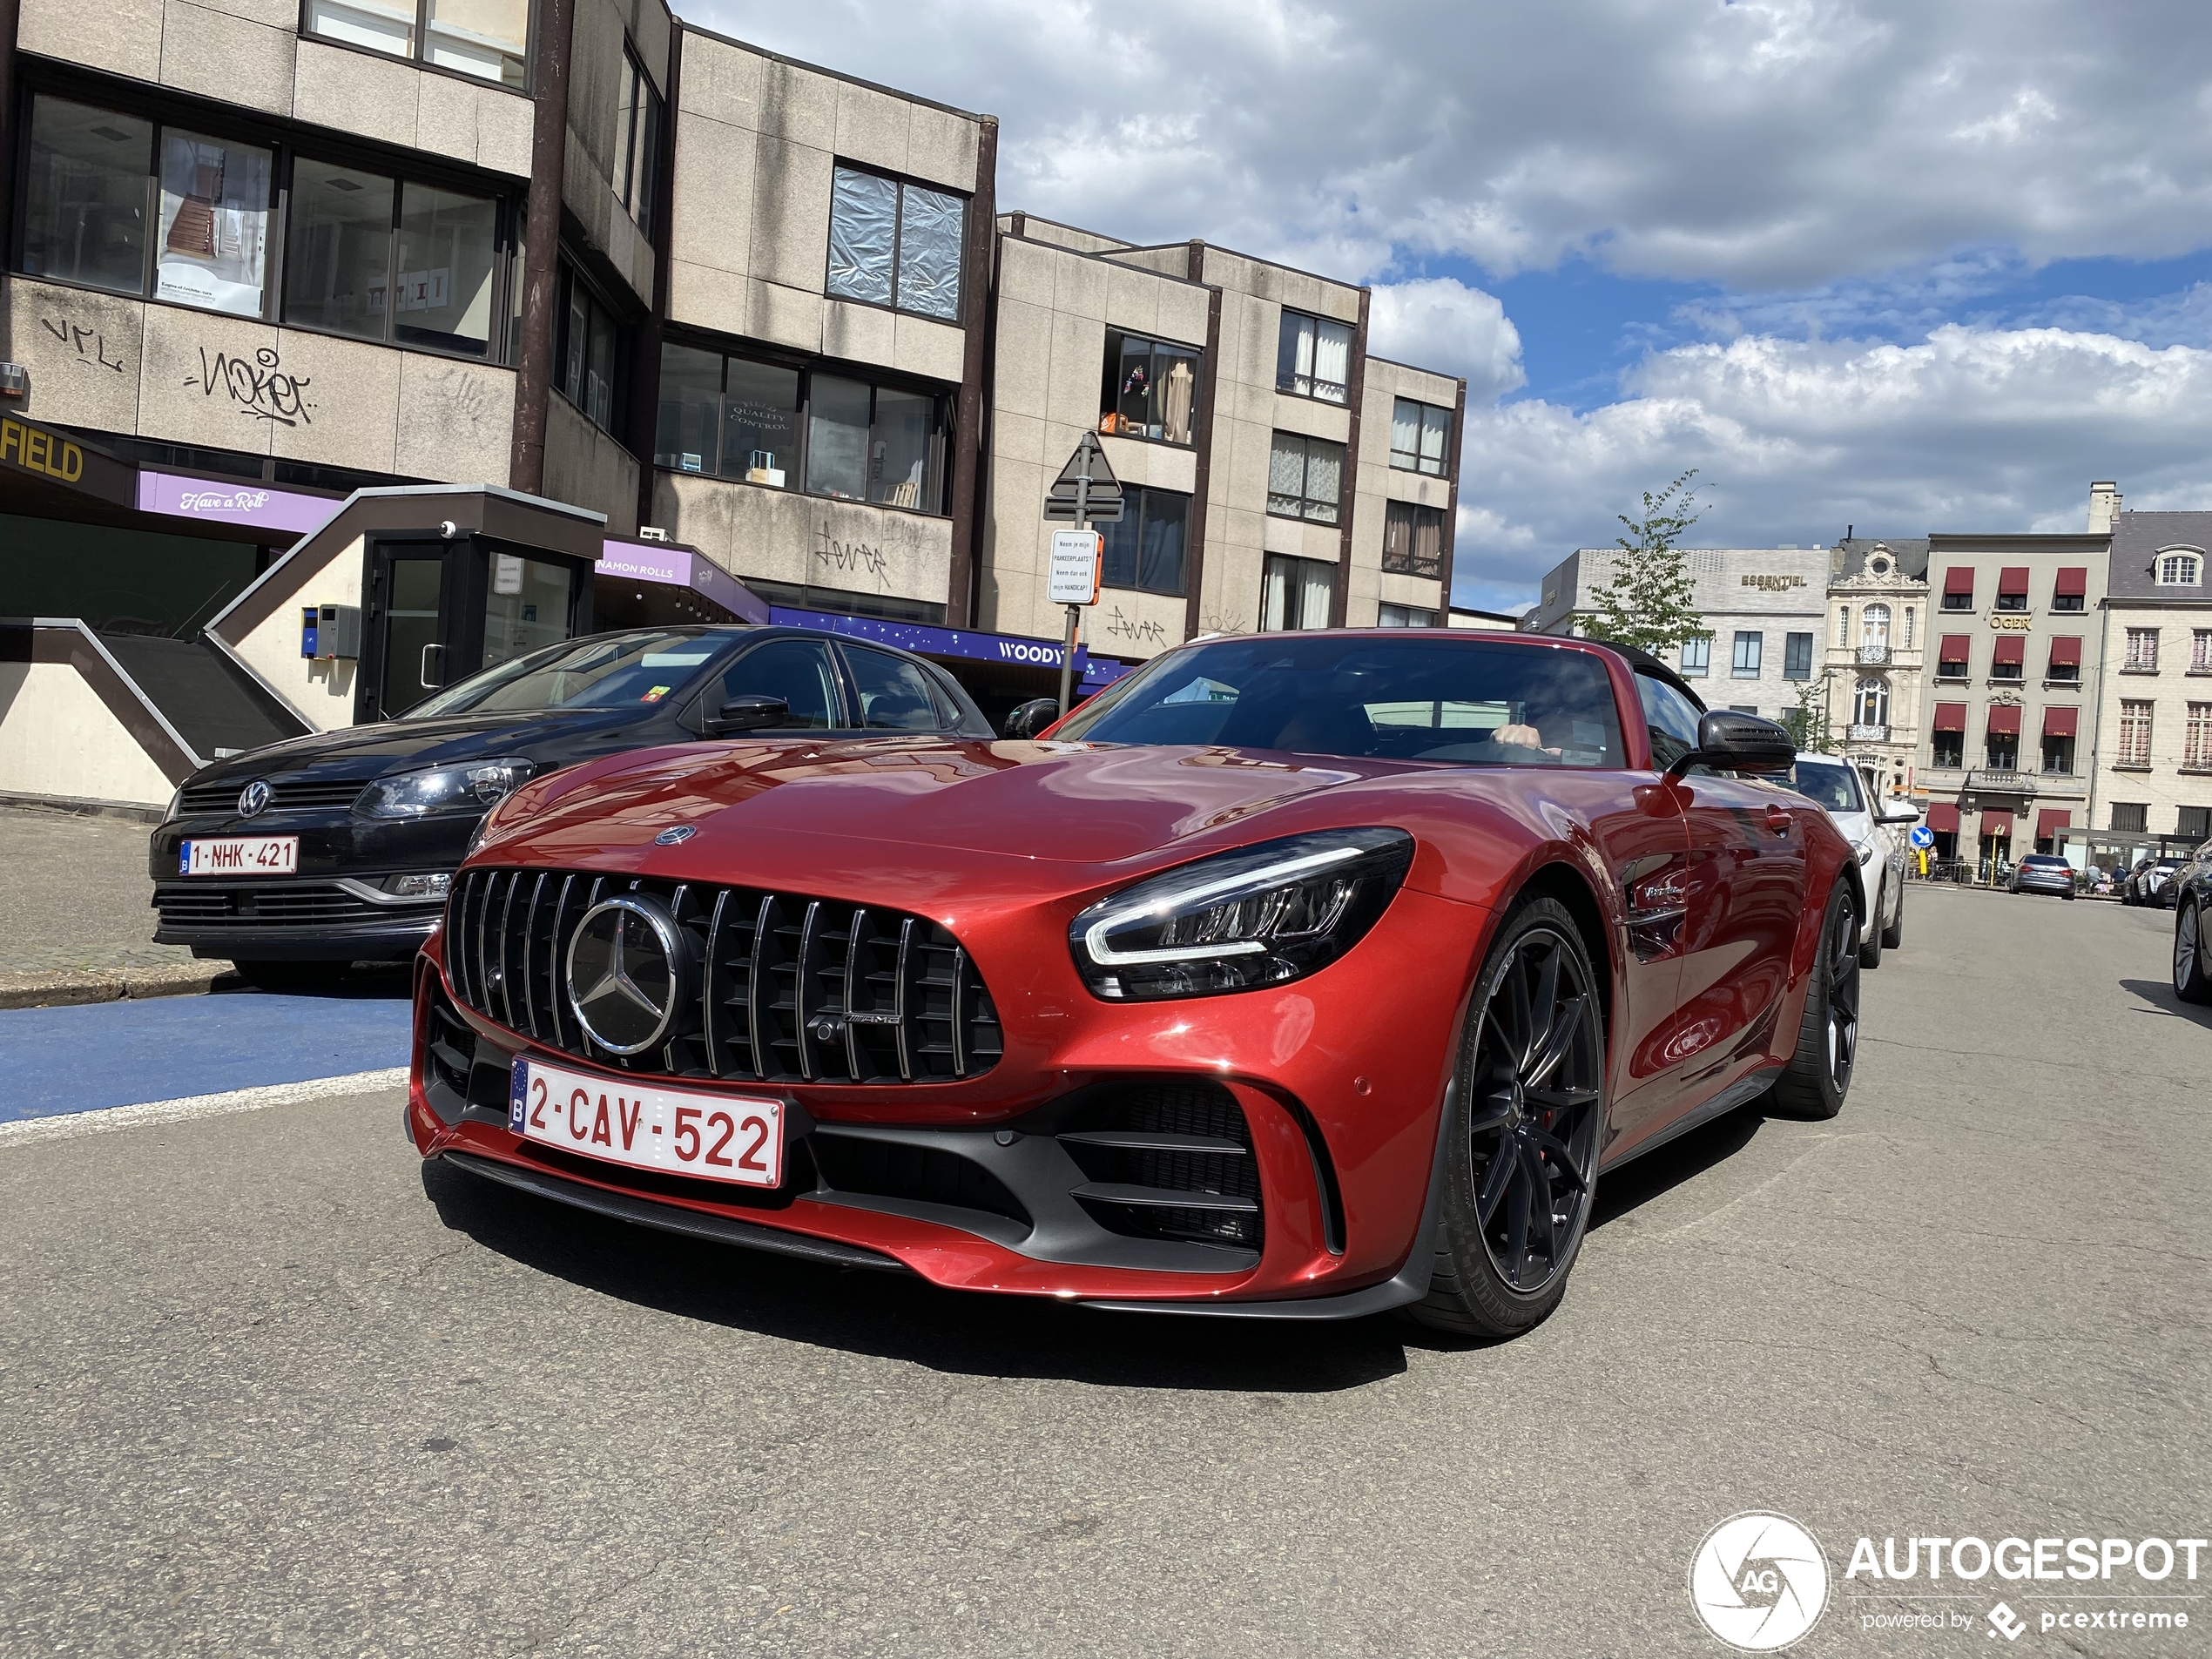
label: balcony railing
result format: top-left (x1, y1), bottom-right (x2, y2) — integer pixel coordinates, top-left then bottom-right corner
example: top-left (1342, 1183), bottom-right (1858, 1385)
top-left (1967, 769), bottom-right (2036, 795)
top-left (1856, 644), bottom-right (1890, 664)
top-left (1846, 723), bottom-right (1890, 743)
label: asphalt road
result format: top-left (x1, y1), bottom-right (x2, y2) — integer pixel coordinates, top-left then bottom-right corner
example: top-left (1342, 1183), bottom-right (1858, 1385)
top-left (3, 886), bottom-right (2206, 1657)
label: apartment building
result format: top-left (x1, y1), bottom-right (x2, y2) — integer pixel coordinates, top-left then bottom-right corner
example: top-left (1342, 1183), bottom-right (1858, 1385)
top-left (2087, 505), bottom-right (2212, 870)
top-left (1823, 538), bottom-right (1929, 799)
top-left (1522, 545), bottom-right (1829, 721)
top-left (1, 8), bottom-right (1467, 784)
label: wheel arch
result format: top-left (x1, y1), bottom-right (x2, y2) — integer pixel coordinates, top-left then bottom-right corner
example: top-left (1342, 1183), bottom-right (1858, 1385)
top-left (1513, 859), bottom-right (1615, 1043)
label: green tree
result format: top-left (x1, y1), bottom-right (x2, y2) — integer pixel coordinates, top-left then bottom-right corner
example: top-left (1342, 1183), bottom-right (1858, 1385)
top-left (1587, 469), bottom-right (1706, 658)
top-left (1778, 672), bottom-right (1831, 752)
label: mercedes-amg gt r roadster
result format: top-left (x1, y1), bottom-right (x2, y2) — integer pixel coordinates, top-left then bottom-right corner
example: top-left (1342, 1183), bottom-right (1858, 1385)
top-left (408, 631), bottom-right (1862, 1336)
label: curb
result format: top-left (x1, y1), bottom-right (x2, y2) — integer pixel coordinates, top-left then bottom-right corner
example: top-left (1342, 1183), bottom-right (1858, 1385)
top-left (0, 961), bottom-right (236, 1011)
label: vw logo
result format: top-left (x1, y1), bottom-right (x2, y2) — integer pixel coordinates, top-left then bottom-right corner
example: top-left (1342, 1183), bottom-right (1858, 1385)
top-left (237, 779), bottom-right (272, 819)
top-left (1688, 1512), bottom-right (1831, 1651)
top-left (654, 825), bottom-right (696, 846)
top-left (564, 894), bottom-right (687, 1055)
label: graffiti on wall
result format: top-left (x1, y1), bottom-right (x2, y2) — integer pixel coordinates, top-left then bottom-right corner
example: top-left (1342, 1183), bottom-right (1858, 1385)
top-left (814, 521), bottom-right (891, 581)
top-left (1102, 605), bottom-right (1169, 647)
top-left (39, 314), bottom-right (130, 375)
top-left (187, 346), bottom-right (314, 427)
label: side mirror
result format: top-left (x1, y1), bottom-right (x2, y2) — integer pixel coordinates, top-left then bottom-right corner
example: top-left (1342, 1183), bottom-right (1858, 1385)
top-left (1878, 796), bottom-right (1921, 825)
top-left (1001, 697), bottom-right (1061, 739)
top-left (1667, 709), bottom-right (1796, 777)
top-left (705, 694), bottom-right (789, 736)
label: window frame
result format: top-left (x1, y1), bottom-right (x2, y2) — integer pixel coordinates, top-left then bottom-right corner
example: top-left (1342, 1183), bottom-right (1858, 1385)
top-left (1274, 307), bottom-right (1353, 405)
top-left (1380, 497), bottom-right (1445, 578)
top-left (14, 80), bottom-right (522, 363)
top-left (1676, 634), bottom-right (1711, 678)
top-left (2155, 550), bottom-right (2203, 588)
top-left (1098, 328), bottom-right (1204, 448)
top-left (1931, 727), bottom-right (1966, 770)
top-left (1376, 602), bottom-right (1439, 628)
top-left (1096, 482), bottom-right (1192, 598)
top-left (651, 334), bottom-right (955, 517)
top-left (2118, 698), bottom-right (2155, 768)
top-left (554, 259), bottom-right (625, 437)
top-left (822, 159), bottom-right (969, 325)
top-left (2183, 702), bottom-right (2212, 772)
top-left (611, 43), bottom-right (664, 239)
top-left (1388, 395), bottom-right (1451, 475)
top-left (2124, 628), bottom-right (2161, 673)
top-left (1259, 551), bottom-right (1336, 631)
top-left (1731, 631), bottom-right (1763, 678)
top-left (1784, 631), bottom-right (1815, 680)
top-left (2111, 802), bottom-right (2148, 834)
top-left (298, 0), bottom-right (536, 95)
top-left (1266, 429), bottom-right (1346, 525)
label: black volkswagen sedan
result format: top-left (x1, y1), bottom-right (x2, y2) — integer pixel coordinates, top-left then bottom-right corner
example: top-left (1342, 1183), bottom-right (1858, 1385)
top-left (150, 625), bottom-right (992, 986)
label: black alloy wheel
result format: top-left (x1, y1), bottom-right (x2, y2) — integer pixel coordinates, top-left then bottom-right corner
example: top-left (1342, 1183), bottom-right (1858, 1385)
top-left (1770, 880), bottom-right (1860, 1119)
top-left (1412, 896), bottom-right (1605, 1338)
top-left (2175, 900), bottom-right (2212, 1005)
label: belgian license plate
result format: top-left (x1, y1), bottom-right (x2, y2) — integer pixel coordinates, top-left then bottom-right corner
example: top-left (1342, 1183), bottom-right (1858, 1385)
top-left (509, 1057), bottom-right (785, 1189)
top-left (179, 836), bottom-right (299, 876)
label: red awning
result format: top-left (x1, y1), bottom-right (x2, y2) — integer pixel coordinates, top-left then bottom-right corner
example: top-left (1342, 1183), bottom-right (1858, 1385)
top-left (1986, 704), bottom-right (2023, 735)
top-left (1998, 565), bottom-right (2030, 597)
top-left (1933, 701), bottom-right (1968, 731)
top-left (2037, 808), bottom-right (2073, 837)
top-left (2054, 567), bottom-right (2087, 597)
top-left (2043, 706), bottom-right (2079, 738)
top-left (1939, 632), bottom-right (1972, 661)
top-left (1979, 809), bottom-right (2015, 840)
top-left (2048, 635), bottom-right (2083, 667)
top-left (1992, 634), bottom-right (2027, 665)
top-left (1926, 803), bottom-right (1960, 833)
top-left (1944, 567), bottom-right (1975, 595)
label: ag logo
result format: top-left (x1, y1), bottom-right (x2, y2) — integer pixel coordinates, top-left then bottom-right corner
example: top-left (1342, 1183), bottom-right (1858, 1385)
top-left (1689, 1512), bottom-right (1831, 1651)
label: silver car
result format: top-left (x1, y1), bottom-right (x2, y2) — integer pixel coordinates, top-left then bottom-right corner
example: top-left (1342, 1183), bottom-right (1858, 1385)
top-left (2011, 853), bottom-right (2076, 899)
top-left (1787, 754), bottom-right (1916, 968)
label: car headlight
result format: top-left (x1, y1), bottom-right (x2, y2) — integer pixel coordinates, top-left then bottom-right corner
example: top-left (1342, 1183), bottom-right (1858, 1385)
top-left (356, 758), bottom-right (534, 819)
top-left (1068, 827), bottom-right (1413, 1001)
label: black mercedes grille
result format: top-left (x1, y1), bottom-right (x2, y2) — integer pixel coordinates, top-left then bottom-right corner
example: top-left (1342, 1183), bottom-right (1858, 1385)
top-left (447, 868), bottom-right (1004, 1086)
top-left (180, 778), bottom-right (368, 814)
top-left (1058, 1082), bottom-right (1264, 1251)
top-left (155, 883), bottom-right (381, 927)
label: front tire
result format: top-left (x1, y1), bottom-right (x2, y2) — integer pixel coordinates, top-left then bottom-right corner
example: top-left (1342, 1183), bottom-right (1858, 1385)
top-left (2176, 902), bottom-right (2212, 1005)
top-left (1857, 873), bottom-right (1884, 968)
top-left (1409, 897), bottom-right (1606, 1339)
top-left (1769, 880), bottom-right (1860, 1121)
top-left (1880, 885), bottom-right (1905, 949)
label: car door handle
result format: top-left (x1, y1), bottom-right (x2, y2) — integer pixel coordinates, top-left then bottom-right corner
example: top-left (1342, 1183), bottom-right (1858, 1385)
top-left (1764, 805), bottom-right (1794, 835)
top-left (420, 643), bottom-right (444, 689)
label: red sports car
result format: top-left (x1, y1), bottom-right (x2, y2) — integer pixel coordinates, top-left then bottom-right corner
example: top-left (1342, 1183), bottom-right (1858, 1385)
top-left (408, 631), bottom-right (1863, 1336)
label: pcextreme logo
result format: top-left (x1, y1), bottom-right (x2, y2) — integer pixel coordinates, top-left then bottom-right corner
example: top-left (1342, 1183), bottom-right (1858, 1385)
top-left (1689, 1512), bottom-right (1831, 1650)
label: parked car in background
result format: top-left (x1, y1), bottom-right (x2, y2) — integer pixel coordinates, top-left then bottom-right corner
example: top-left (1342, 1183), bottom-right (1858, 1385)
top-left (1786, 753), bottom-right (1914, 967)
top-left (2123, 857), bottom-right (2185, 908)
top-left (149, 626), bottom-right (992, 987)
top-left (2012, 853), bottom-right (2076, 900)
top-left (2172, 840), bottom-right (2212, 1002)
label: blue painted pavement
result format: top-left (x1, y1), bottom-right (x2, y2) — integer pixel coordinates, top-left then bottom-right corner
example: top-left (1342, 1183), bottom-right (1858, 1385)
top-left (0, 988), bottom-right (414, 1122)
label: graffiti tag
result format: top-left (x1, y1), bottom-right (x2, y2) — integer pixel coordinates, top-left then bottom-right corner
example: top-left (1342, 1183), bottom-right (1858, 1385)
top-left (814, 523), bottom-right (889, 579)
top-left (187, 346), bottom-right (314, 427)
top-left (1103, 606), bottom-right (1169, 646)
top-left (1197, 611), bottom-right (1250, 637)
top-left (39, 314), bottom-right (127, 374)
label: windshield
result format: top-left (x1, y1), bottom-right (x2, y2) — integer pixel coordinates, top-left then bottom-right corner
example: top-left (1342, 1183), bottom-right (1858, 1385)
top-left (1787, 760), bottom-right (1863, 814)
top-left (408, 631), bottom-right (735, 718)
top-left (2022, 856), bottom-right (2069, 868)
top-left (1055, 636), bottom-right (1625, 767)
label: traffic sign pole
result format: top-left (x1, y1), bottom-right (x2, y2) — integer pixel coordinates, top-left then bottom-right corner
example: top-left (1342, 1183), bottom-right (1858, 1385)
top-left (1058, 469), bottom-right (1089, 716)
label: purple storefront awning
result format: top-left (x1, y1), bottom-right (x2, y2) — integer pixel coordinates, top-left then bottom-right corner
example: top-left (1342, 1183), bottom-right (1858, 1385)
top-left (597, 539), bottom-right (770, 624)
top-left (136, 470), bottom-right (340, 537)
top-left (766, 606), bottom-right (1134, 691)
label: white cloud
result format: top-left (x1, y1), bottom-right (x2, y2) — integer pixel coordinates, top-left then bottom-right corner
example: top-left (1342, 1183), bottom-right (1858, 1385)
top-left (1447, 323), bottom-right (2212, 610)
top-left (1366, 279), bottom-right (1524, 401)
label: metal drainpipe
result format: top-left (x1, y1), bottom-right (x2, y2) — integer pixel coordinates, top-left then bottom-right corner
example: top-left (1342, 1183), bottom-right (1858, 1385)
top-left (509, 0), bottom-right (577, 496)
top-left (0, 0), bottom-right (18, 261)
top-left (630, 23), bottom-right (683, 534)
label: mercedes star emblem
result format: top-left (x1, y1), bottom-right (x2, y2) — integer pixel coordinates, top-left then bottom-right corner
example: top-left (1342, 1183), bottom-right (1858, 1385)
top-left (237, 779), bottom-right (272, 818)
top-left (654, 825), bottom-right (697, 845)
top-left (564, 894), bottom-right (685, 1055)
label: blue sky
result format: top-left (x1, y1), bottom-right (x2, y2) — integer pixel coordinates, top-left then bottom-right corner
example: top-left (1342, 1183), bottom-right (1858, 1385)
top-left (693, 0), bottom-right (2212, 612)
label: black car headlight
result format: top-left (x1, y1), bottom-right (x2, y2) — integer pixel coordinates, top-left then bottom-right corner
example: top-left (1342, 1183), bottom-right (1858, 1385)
top-left (1069, 828), bottom-right (1414, 1001)
top-left (356, 758), bottom-right (534, 819)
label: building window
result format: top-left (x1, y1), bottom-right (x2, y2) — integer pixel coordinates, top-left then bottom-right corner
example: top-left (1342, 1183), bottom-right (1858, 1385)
top-left (2042, 732), bottom-right (2074, 775)
top-left (1784, 633), bottom-right (1815, 679)
top-left (22, 96), bottom-right (274, 319)
top-left (2155, 550), bottom-right (2202, 587)
top-left (304, 0), bottom-right (530, 89)
top-left (555, 264), bottom-right (622, 434)
top-left (1902, 607), bottom-right (1914, 650)
top-left (1097, 485), bottom-right (1190, 597)
top-left (1941, 570), bottom-right (1973, 610)
top-left (285, 160), bottom-right (502, 358)
top-left (1854, 677), bottom-right (1889, 727)
top-left (1986, 724), bottom-right (2019, 772)
top-left (1276, 308), bottom-right (1352, 403)
top-left (1377, 603), bottom-right (1437, 627)
top-left (651, 340), bottom-right (948, 512)
top-left (2181, 805), bottom-right (2212, 840)
top-left (1995, 570), bottom-right (2030, 611)
top-left (2124, 628), bottom-right (2161, 672)
top-left (2111, 802), bottom-right (2148, 833)
top-left (1731, 631), bottom-right (1762, 678)
top-left (2187, 704), bottom-right (2212, 772)
top-left (1390, 398), bottom-right (1451, 475)
top-left (1836, 605), bottom-right (1851, 647)
top-left (1099, 331), bottom-right (1200, 444)
top-left (1381, 500), bottom-right (1445, 577)
top-left (1677, 634), bottom-right (1711, 678)
top-left (1267, 431), bottom-right (1345, 524)
top-left (612, 47), bottom-right (664, 237)
top-left (2047, 638), bottom-right (2082, 685)
top-left (1860, 603), bottom-right (1890, 653)
top-left (2052, 570), bottom-right (2087, 611)
top-left (825, 165), bottom-right (965, 322)
top-left (1261, 553), bottom-right (1334, 631)
top-left (1937, 637), bottom-right (1969, 678)
top-left (2192, 630), bottom-right (2212, 674)
top-left (1932, 728), bottom-right (1965, 769)
top-left (2118, 698), bottom-right (2155, 767)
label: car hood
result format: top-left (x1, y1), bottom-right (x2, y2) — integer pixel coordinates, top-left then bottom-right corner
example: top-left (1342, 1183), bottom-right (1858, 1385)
top-left (1829, 808), bottom-right (1874, 843)
top-left (190, 707), bottom-right (657, 784)
top-left (505, 738), bottom-right (1429, 867)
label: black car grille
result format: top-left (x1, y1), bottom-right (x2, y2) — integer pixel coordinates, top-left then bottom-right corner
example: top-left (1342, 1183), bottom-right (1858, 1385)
top-left (1057, 1082), bottom-right (1264, 1251)
top-left (447, 867), bottom-right (1004, 1086)
top-left (156, 883), bottom-right (384, 927)
top-left (180, 778), bottom-right (368, 814)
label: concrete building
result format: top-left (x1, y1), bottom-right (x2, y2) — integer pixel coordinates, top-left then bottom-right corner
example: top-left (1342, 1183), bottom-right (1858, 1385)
top-left (1523, 545), bottom-right (1829, 722)
top-left (2086, 501), bottom-right (2212, 872)
top-left (1822, 538), bottom-right (1929, 799)
top-left (0, 8), bottom-right (1464, 804)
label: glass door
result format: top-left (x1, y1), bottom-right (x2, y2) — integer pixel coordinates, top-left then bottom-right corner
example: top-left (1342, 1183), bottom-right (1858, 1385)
top-left (369, 550), bottom-right (451, 720)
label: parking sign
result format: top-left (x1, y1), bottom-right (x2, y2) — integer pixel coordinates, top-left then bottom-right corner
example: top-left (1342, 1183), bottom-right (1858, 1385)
top-left (1049, 529), bottom-right (1102, 606)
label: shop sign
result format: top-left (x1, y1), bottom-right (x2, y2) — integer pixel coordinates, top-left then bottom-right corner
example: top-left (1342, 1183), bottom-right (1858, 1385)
top-left (765, 605), bottom-right (1132, 690)
top-left (135, 469), bottom-right (338, 536)
top-left (1741, 574), bottom-right (1808, 590)
top-left (0, 414), bottom-right (133, 504)
top-left (597, 541), bottom-right (772, 625)
top-left (1988, 614), bottom-right (2035, 631)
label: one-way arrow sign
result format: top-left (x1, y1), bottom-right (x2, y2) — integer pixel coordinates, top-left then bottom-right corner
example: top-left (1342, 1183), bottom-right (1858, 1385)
top-left (1043, 431), bottom-right (1125, 522)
